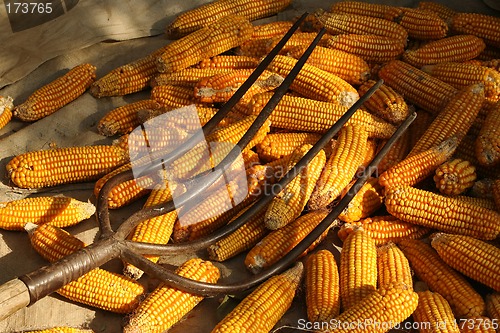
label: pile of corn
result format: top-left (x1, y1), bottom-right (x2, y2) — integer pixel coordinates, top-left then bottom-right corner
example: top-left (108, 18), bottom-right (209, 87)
top-left (1, 0), bottom-right (500, 332)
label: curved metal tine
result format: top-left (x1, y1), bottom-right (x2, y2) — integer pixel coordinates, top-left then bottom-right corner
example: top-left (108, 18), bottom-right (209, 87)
top-left (96, 13), bottom-right (308, 236)
top-left (121, 111), bottom-right (417, 296)
top-left (125, 79), bottom-right (385, 257)
top-left (114, 27), bottom-right (328, 240)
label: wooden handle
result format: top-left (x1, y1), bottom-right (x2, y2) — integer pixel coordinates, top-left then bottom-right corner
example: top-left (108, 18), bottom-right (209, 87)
top-left (0, 278), bottom-right (31, 321)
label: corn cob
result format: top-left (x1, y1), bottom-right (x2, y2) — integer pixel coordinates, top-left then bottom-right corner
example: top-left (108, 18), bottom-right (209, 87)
top-left (287, 45), bottom-right (370, 85)
top-left (151, 68), bottom-right (233, 87)
top-left (476, 101), bottom-right (500, 166)
top-left (385, 185), bottom-right (500, 240)
top-left (197, 55), bottom-right (260, 69)
top-left (408, 109), bottom-right (435, 148)
top-left (357, 80), bottom-right (409, 125)
top-left (305, 249), bottom-right (340, 322)
top-left (412, 290), bottom-right (461, 333)
top-left (25, 223), bottom-right (145, 313)
top-left (308, 125), bottom-right (368, 210)
top-left (459, 316), bottom-right (497, 333)
top-left (417, 2), bottom-right (456, 22)
top-left (0, 95), bottom-right (13, 130)
top-left (266, 55), bottom-right (359, 106)
top-left (379, 136), bottom-right (459, 188)
top-left (14, 63), bottom-right (96, 121)
top-left (378, 60), bottom-right (457, 114)
top-left (166, 0), bottom-right (291, 38)
top-left (377, 130), bottom-right (411, 174)
top-left (338, 177), bottom-right (384, 223)
top-left (24, 328), bottom-right (94, 333)
top-left (493, 179), bottom-right (500, 210)
top-left (244, 210), bottom-right (331, 274)
top-left (470, 178), bottom-right (495, 199)
top-left (398, 238), bottom-right (486, 318)
top-left (433, 158), bottom-right (477, 196)
top-left (325, 34), bottom-right (406, 63)
top-left (264, 31), bottom-right (332, 56)
top-left (409, 83), bottom-right (485, 157)
top-left (150, 85), bottom-right (195, 108)
top-left (242, 149), bottom-right (260, 170)
top-left (376, 242), bottom-right (412, 290)
top-left (6, 145), bottom-right (128, 189)
top-left (255, 132), bottom-right (323, 162)
top-left (124, 258), bottom-right (219, 333)
top-left (265, 144), bottom-right (326, 230)
top-left (403, 35), bottom-right (486, 67)
top-left (387, 7), bottom-right (448, 40)
top-left (211, 262), bottom-right (302, 333)
top-left (97, 100), bottom-right (161, 137)
top-left (485, 293), bottom-right (500, 322)
top-left (431, 233), bottom-right (500, 292)
top-left (0, 196), bottom-right (95, 231)
top-left (157, 15), bottom-right (254, 73)
top-left (330, 1), bottom-right (401, 20)
top-left (337, 215), bottom-right (429, 245)
top-left (451, 13), bottom-right (500, 48)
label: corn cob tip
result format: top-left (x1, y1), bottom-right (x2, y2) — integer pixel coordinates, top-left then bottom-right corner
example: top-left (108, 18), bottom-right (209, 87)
top-left (24, 222), bottom-right (39, 234)
top-left (1, 95), bottom-right (14, 112)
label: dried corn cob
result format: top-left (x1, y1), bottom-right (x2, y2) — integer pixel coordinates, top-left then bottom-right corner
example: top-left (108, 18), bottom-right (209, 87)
top-left (150, 85), bottom-right (196, 108)
top-left (417, 2), bottom-right (456, 22)
top-left (325, 34), bottom-right (406, 63)
top-left (431, 233), bottom-right (500, 292)
top-left (124, 258), bottom-right (219, 333)
top-left (166, 0), bottom-right (291, 38)
top-left (376, 242), bottom-right (412, 290)
top-left (6, 145), bottom-right (128, 189)
top-left (485, 293), bottom-right (500, 322)
top-left (409, 84), bottom-right (485, 156)
top-left (451, 13), bottom-right (500, 48)
top-left (330, 1), bottom-right (401, 20)
top-left (339, 227), bottom-right (378, 310)
top-left (459, 316), bottom-right (497, 333)
top-left (305, 249), bottom-right (340, 322)
top-left (412, 291), bottom-right (461, 333)
top-left (24, 328), bottom-right (94, 333)
top-left (265, 144), bottom-right (326, 230)
top-left (157, 15), bottom-right (254, 73)
top-left (357, 80), bottom-right (409, 124)
top-left (197, 55), bottom-right (260, 69)
top-left (264, 31), bottom-right (332, 56)
top-left (403, 35), bottom-right (486, 67)
top-left (408, 109), bottom-right (435, 148)
top-left (433, 158), bottom-right (477, 196)
top-left (0, 197), bottom-right (95, 231)
top-left (476, 101), bottom-right (500, 166)
top-left (97, 100), bottom-right (161, 137)
top-left (378, 60), bottom-right (457, 114)
top-left (245, 210), bottom-right (331, 274)
top-left (151, 68), bottom-right (233, 87)
top-left (385, 185), bottom-right (500, 240)
top-left (470, 178), bottom-right (495, 199)
top-left (337, 215), bottom-right (429, 245)
top-left (255, 132), bottom-right (323, 162)
top-left (338, 177), bottom-right (384, 223)
top-left (379, 136), bottom-right (459, 188)
top-left (211, 262), bottom-right (302, 333)
top-left (266, 55), bottom-right (359, 106)
top-left (236, 39), bottom-right (271, 58)
top-left (493, 179), bottom-right (500, 210)
top-left (14, 63), bottom-right (96, 121)
top-left (287, 45), bottom-right (370, 85)
top-left (26, 223), bottom-right (145, 313)
top-left (398, 238), bottom-right (486, 318)
top-left (308, 125), bottom-right (368, 210)
top-left (388, 7), bottom-right (448, 40)
top-left (0, 96), bottom-right (13, 130)
top-left (377, 130), bottom-right (411, 174)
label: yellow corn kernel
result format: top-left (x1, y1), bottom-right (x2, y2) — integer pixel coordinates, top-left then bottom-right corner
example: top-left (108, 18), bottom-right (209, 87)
top-left (434, 158), bottom-right (477, 196)
top-left (357, 80), bottom-right (409, 124)
top-left (376, 242), bottom-right (412, 291)
top-left (305, 249), bottom-right (340, 322)
top-left (338, 177), bottom-right (384, 223)
top-left (388, 7), bottom-right (448, 40)
top-left (211, 262), bottom-right (303, 333)
top-left (476, 101), bottom-right (500, 166)
top-left (14, 64), bottom-right (96, 121)
top-left (451, 13), bottom-right (500, 48)
top-left (398, 238), bottom-right (486, 318)
top-left (0, 96), bottom-right (13, 130)
top-left (485, 293), bottom-right (500, 323)
top-left (412, 291), bottom-right (461, 333)
top-left (417, 2), bottom-right (456, 21)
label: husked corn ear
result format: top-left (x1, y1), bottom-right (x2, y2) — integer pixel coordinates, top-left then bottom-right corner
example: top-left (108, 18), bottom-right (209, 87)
top-left (211, 262), bottom-right (303, 333)
top-left (265, 144), bottom-right (326, 230)
top-left (385, 185), bottom-right (500, 240)
top-left (98, 100), bottom-right (161, 137)
top-left (409, 83), bottom-right (485, 156)
top-left (378, 60), bottom-right (457, 114)
top-left (267, 55), bottom-right (359, 107)
top-left (250, 20), bottom-right (293, 39)
top-left (330, 1), bottom-right (401, 20)
top-left (337, 215), bottom-right (429, 245)
top-left (150, 85), bottom-right (195, 108)
top-left (0, 197), bottom-right (95, 231)
top-left (14, 64), bottom-right (96, 121)
top-left (486, 293), bottom-right (500, 322)
top-left (403, 35), bottom-right (486, 67)
top-left (398, 238), bottom-right (486, 318)
top-left (376, 242), bottom-right (412, 290)
top-left (358, 80), bottom-right (409, 124)
top-left (264, 32), bottom-right (332, 56)
top-left (431, 233), bottom-right (500, 292)
top-left (245, 210), bottom-right (331, 274)
top-left (433, 158), bottom-right (477, 196)
top-left (308, 125), bottom-right (368, 210)
top-left (476, 101), bottom-right (500, 166)
top-left (157, 15), bottom-right (254, 73)
top-left (124, 258), bottom-right (220, 333)
top-left (377, 130), bottom-right (411, 174)
top-left (166, 0), bottom-right (291, 38)
top-left (287, 45), bottom-right (370, 85)
top-left (6, 145), bottom-right (128, 189)
top-left (459, 316), bottom-right (497, 333)
top-left (379, 136), bottom-right (459, 188)
top-left (387, 7), bottom-right (448, 40)
top-left (24, 328), bottom-right (94, 333)
top-left (417, 2), bottom-right (456, 21)
top-left (255, 132), bottom-right (323, 162)
top-left (326, 34), bottom-right (406, 63)
top-left (305, 250), bottom-right (340, 322)
top-left (151, 68), bottom-right (233, 87)
top-left (451, 13), bottom-right (500, 48)
top-left (338, 177), bottom-right (384, 223)
top-left (0, 96), bottom-right (13, 130)
top-left (412, 291), bottom-right (461, 333)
